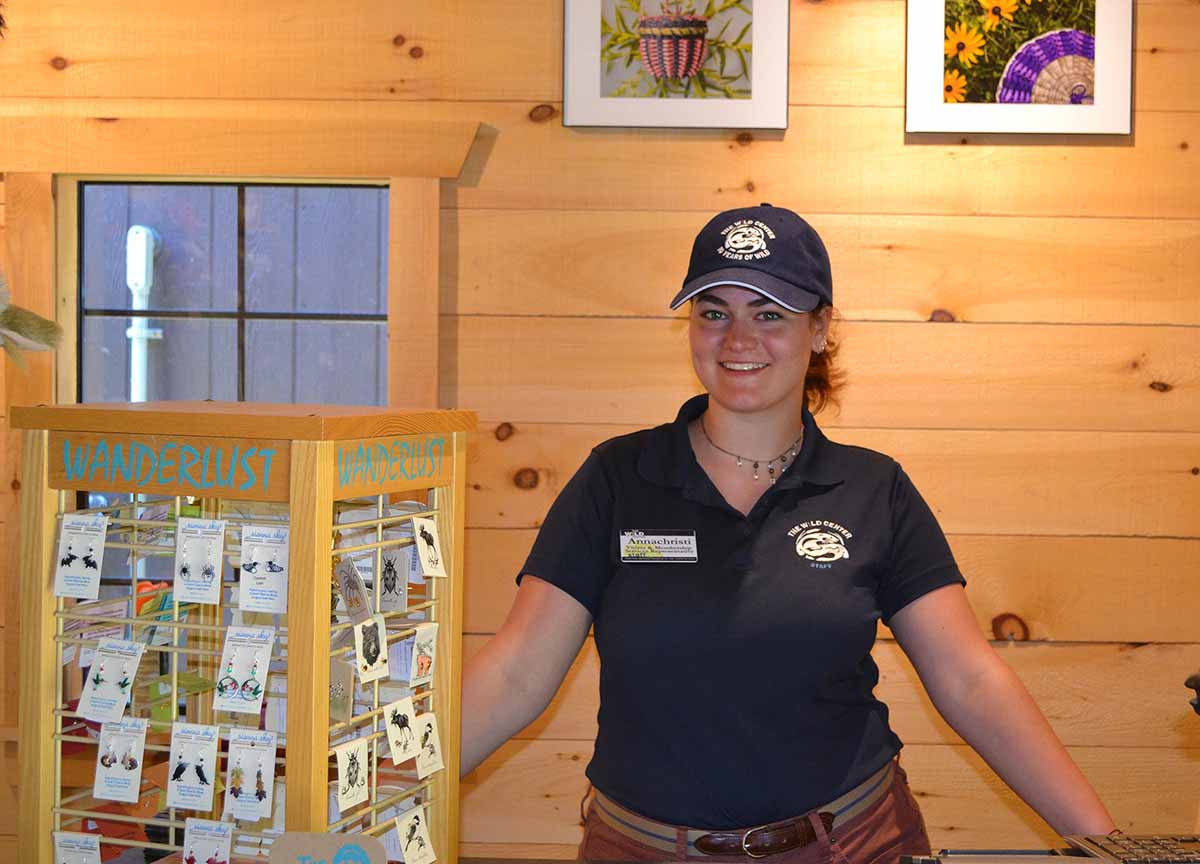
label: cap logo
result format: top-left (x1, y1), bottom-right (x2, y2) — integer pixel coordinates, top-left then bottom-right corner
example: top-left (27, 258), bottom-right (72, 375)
top-left (718, 219), bottom-right (775, 261)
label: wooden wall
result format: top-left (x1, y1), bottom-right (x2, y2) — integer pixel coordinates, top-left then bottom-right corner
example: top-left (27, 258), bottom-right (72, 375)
top-left (1, 0), bottom-right (1198, 858)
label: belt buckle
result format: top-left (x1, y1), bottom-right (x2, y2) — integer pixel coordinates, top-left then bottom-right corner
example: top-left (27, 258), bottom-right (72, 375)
top-left (740, 825), bottom-right (769, 859)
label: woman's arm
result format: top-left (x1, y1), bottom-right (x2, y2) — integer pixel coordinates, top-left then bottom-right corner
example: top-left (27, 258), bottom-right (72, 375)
top-left (460, 575), bottom-right (593, 776)
top-left (889, 583), bottom-right (1115, 836)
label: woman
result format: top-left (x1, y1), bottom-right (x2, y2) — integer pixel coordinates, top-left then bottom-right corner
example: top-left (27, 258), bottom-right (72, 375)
top-left (461, 205), bottom-right (1114, 862)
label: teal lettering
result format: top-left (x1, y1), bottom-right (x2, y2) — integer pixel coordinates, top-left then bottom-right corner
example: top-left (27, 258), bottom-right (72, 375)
top-left (354, 444), bottom-right (369, 482)
top-left (373, 445), bottom-right (388, 482)
top-left (213, 446), bottom-right (239, 488)
top-left (397, 442), bottom-right (411, 479)
top-left (389, 442), bottom-right (402, 481)
top-left (62, 441), bottom-right (89, 481)
top-left (199, 447), bottom-right (217, 489)
top-left (237, 447), bottom-right (259, 491)
top-left (132, 443), bottom-right (156, 484)
top-left (258, 448), bottom-right (276, 490)
top-left (155, 442), bottom-right (177, 484)
top-left (178, 445), bottom-right (200, 488)
top-left (111, 442), bottom-right (133, 483)
top-left (89, 440), bottom-right (109, 482)
top-left (337, 448), bottom-right (354, 486)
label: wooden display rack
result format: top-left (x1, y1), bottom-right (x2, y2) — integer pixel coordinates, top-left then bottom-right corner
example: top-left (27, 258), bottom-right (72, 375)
top-left (12, 402), bottom-right (475, 864)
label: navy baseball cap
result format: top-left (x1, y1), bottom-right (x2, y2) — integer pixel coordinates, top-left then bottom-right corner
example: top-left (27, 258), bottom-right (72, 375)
top-left (669, 204), bottom-right (833, 312)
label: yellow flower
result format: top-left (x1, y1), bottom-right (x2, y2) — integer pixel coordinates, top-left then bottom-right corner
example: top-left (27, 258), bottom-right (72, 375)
top-left (944, 69), bottom-right (968, 103)
top-left (944, 21), bottom-right (985, 67)
top-left (1021, 0), bottom-right (1044, 4)
top-left (978, 0), bottom-right (1017, 30)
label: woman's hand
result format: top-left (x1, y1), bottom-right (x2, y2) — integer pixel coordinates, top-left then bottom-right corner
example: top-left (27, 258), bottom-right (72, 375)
top-left (889, 584), bottom-right (1116, 837)
top-left (460, 575), bottom-right (592, 776)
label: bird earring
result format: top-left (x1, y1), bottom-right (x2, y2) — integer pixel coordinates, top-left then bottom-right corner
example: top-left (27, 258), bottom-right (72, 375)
top-left (240, 657), bottom-right (262, 701)
top-left (116, 663), bottom-right (131, 693)
top-left (217, 649), bottom-right (239, 697)
top-left (90, 661), bottom-right (106, 689)
top-left (194, 753), bottom-right (210, 785)
top-left (82, 544), bottom-right (98, 570)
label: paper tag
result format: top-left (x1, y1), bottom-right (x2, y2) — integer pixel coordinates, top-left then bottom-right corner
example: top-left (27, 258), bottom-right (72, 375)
top-left (413, 712), bottom-right (444, 780)
top-left (395, 806), bottom-right (437, 864)
top-left (54, 831), bottom-right (102, 864)
top-left (92, 718), bottom-right (148, 804)
top-left (619, 529), bottom-right (698, 563)
top-left (54, 514), bottom-right (110, 600)
top-left (239, 524), bottom-right (289, 614)
top-left (407, 622), bottom-right (438, 687)
top-left (167, 722), bottom-right (220, 812)
top-left (383, 696), bottom-right (420, 764)
top-left (224, 728), bottom-right (277, 821)
top-left (354, 614), bottom-right (390, 684)
top-left (182, 818), bottom-right (232, 864)
top-left (334, 737), bottom-right (370, 812)
top-left (335, 556), bottom-right (373, 624)
top-left (78, 639), bottom-right (146, 722)
top-left (212, 626), bottom-right (274, 715)
top-left (410, 517), bottom-right (447, 578)
top-left (175, 518), bottom-right (227, 605)
top-left (378, 548), bottom-right (410, 612)
top-left (329, 657), bottom-right (355, 723)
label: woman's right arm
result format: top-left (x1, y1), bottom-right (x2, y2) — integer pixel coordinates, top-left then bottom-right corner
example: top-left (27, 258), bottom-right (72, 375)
top-left (459, 574), bottom-right (593, 776)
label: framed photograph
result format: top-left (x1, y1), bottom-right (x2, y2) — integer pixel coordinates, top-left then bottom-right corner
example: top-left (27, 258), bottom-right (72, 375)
top-left (906, 0), bottom-right (1132, 134)
top-left (564, 1), bottom-right (789, 129)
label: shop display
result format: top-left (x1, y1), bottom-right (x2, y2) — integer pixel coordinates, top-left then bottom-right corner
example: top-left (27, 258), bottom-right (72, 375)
top-left (14, 402), bottom-right (472, 864)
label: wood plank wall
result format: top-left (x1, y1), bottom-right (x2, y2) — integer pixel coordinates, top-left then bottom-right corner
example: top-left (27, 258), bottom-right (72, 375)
top-left (0, 0), bottom-right (1198, 858)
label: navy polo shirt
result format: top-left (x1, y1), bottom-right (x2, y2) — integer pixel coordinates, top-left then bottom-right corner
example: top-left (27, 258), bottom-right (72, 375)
top-left (518, 395), bottom-right (964, 829)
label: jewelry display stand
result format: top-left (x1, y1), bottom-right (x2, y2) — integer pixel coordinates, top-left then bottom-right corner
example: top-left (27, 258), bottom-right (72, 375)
top-left (13, 402), bottom-right (474, 864)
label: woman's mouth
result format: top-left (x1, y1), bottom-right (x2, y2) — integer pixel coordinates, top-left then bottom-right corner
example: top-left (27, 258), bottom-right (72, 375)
top-left (720, 362), bottom-right (768, 371)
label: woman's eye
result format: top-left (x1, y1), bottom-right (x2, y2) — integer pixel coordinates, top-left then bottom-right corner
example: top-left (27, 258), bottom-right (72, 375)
top-left (700, 309), bottom-right (725, 320)
top-left (758, 310), bottom-right (783, 321)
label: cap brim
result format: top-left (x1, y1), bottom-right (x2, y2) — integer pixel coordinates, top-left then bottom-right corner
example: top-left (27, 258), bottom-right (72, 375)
top-left (669, 267), bottom-right (823, 313)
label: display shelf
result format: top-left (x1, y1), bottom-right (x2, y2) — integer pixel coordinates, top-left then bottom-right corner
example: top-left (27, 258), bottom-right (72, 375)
top-left (14, 402), bottom-right (474, 864)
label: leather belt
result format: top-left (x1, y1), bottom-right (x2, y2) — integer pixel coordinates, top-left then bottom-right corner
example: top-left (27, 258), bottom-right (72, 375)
top-left (591, 759), bottom-right (895, 858)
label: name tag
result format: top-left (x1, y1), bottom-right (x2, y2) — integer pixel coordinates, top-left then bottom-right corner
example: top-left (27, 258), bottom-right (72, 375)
top-left (619, 529), bottom-right (698, 563)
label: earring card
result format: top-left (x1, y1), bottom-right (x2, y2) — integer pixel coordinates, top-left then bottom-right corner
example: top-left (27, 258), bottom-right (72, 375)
top-left (410, 516), bottom-right (447, 578)
top-left (182, 817), bottom-right (232, 864)
top-left (166, 722), bottom-right (220, 812)
top-left (238, 524), bottom-right (290, 613)
top-left (54, 831), bottom-right (102, 864)
top-left (78, 638), bottom-right (146, 723)
top-left (395, 806), bottom-right (437, 864)
top-left (174, 517), bottom-right (228, 605)
top-left (92, 717), bottom-right (148, 803)
top-left (212, 625), bottom-right (275, 715)
top-left (53, 513), bottom-right (109, 600)
top-left (354, 614), bottom-right (391, 684)
top-left (333, 736), bottom-right (370, 812)
top-left (413, 713), bottom-right (445, 780)
top-left (223, 728), bottom-right (277, 822)
top-left (335, 555), bottom-right (373, 624)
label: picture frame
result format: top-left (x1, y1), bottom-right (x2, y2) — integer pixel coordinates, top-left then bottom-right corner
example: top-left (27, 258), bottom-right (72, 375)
top-left (563, 1), bottom-right (789, 129)
top-left (905, 0), bottom-right (1132, 134)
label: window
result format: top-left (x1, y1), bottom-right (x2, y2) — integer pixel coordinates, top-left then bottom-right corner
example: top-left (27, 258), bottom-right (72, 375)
top-left (78, 182), bottom-right (389, 405)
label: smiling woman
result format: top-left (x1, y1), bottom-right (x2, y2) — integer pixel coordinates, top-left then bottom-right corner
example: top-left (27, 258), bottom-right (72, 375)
top-left (461, 204), bottom-right (1115, 863)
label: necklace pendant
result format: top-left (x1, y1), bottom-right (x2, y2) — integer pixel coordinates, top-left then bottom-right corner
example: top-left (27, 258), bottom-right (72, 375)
top-left (752, 461), bottom-right (760, 481)
top-left (736, 457), bottom-right (743, 467)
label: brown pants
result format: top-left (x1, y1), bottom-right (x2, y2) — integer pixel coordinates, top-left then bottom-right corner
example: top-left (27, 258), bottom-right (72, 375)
top-left (578, 762), bottom-right (932, 864)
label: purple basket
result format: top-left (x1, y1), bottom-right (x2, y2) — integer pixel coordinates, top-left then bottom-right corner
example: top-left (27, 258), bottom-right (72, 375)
top-left (997, 28), bottom-right (1095, 104)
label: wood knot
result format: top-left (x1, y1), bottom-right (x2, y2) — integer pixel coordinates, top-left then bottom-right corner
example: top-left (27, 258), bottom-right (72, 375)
top-left (1149, 46), bottom-right (1159, 54)
top-left (1191, 467), bottom-right (1199, 476)
top-left (744, 180), bottom-right (756, 193)
top-left (1149, 381), bottom-right (1172, 392)
top-left (959, 137), bottom-right (969, 146)
top-left (494, 422), bottom-right (515, 441)
top-left (1181, 141), bottom-right (1190, 151)
top-left (408, 45), bottom-right (424, 59)
top-left (513, 468), bottom-right (539, 490)
top-left (9, 478), bottom-right (20, 491)
top-left (50, 56), bottom-right (69, 70)
top-left (991, 613), bottom-right (1030, 641)
top-left (94, 117), bottom-right (119, 123)
top-left (735, 131), bottom-right (753, 146)
top-left (929, 308), bottom-right (956, 322)
top-left (528, 103), bottom-right (558, 123)
top-left (393, 34), bottom-right (407, 47)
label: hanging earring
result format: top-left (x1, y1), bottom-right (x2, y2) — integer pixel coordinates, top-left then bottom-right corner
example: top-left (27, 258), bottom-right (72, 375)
top-left (217, 648), bottom-right (239, 697)
top-left (194, 753), bottom-right (210, 786)
top-left (239, 656), bottom-right (262, 701)
top-left (813, 334), bottom-right (827, 354)
top-left (121, 747), bottom-right (139, 771)
top-left (201, 547), bottom-right (216, 585)
top-left (179, 540), bottom-right (191, 580)
top-left (184, 848), bottom-right (197, 864)
top-left (241, 559), bottom-right (259, 574)
top-left (99, 740), bottom-right (117, 768)
top-left (82, 544), bottom-right (98, 570)
top-left (255, 756), bottom-right (267, 802)
top-left (170, 751), bottom-right (189, 783)
top-left (60, 543), bottom-right (78, 568)
top-left (228, 752), bottom-right (243, 799)
top-left (266, 558), bottom-right (284, 573)
top-left (90, 661), bottom-right (106, 689)
top-left (116, 663), bottom-right (132, 693)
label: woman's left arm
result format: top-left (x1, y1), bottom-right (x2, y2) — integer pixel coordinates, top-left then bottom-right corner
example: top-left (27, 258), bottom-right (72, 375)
top-left (889, 583), bottom-right (1116, 837)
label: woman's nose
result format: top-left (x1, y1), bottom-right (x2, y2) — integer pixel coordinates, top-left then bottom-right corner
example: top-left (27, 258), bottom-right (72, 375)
top-left (722, 319), bottom-right (756, 351)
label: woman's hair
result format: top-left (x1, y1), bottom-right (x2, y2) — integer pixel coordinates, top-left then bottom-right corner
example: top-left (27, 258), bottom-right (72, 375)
top-left (805, 304), bottom-right (844, 415)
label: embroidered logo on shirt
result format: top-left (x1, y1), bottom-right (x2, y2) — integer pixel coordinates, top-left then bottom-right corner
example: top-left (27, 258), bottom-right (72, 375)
top-left (788, 521), bottom-right (852, 563)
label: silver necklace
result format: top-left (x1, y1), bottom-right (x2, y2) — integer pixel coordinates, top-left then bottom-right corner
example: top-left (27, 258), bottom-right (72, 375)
top-left (699, 417), bottom-right (803, 485)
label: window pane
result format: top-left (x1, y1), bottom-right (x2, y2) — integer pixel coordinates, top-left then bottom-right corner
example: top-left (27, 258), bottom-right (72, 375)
top-left (245, 321), bottom-right (386, 405)
top-left (82, 317), bottom-right (238, 402)
top-left (245, 186), bottom-right (387, 315)
top-left (81, 184), bottom-right (238, 313)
